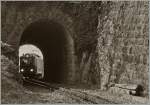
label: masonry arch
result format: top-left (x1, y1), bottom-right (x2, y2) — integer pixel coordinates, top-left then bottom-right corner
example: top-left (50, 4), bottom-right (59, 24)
top-left (19, 19), bottom-right (75, 83)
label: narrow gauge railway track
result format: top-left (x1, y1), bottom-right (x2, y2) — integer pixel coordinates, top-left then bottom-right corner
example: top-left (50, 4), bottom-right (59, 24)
top-left (23, 78), bottom-right (59, 90)
top-left (71, 89), bottom-right (118, 104)
top-left (23, 78), bottom-right (117, 104)
top-left (58, 88), bottom-right (97, 104)
top-left (22, 79), bottom-right (92, 103)
top-left (59, 88), bottom-right (118, 104)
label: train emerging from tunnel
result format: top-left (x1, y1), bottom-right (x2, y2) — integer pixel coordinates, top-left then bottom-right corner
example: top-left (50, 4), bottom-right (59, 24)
top-left (19, 53), bottom-right (44, 79)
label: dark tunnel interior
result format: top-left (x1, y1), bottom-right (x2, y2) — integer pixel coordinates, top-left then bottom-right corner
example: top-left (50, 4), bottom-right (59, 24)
top-left (20, 20), bottom-right (67, 83)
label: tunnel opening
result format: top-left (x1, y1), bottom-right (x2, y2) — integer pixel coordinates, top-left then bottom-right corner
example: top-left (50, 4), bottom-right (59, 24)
top-left (19, 19), bottom-right (69, 83)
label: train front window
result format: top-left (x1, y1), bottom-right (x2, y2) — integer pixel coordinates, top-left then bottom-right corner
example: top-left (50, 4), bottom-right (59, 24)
top-left (20, 56), bottom-right (33, 67)
top-left (23, 59), bottom-right (28, 64)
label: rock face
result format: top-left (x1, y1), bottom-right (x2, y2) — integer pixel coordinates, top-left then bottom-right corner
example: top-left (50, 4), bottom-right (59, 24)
top-left (1, 1), bottom-right (149, 94)
top-left (96, 1), bottom-right (149, 92)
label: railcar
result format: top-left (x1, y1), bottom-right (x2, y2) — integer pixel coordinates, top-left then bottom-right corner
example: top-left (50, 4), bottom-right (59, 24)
top-left (19, 53), bottom-right (44, 79)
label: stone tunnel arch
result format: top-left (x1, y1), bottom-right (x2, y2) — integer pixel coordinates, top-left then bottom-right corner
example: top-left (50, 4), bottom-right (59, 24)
top-left (19, 19), bottom-right (75, 84)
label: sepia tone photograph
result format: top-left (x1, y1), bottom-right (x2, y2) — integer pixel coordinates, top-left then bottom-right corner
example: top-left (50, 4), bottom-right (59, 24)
top-left (1, 0), bottom-right (149, 104)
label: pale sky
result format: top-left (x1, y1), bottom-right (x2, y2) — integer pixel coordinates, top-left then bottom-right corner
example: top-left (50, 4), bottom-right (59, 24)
top-left (19, 44), bottom-right (43, 60)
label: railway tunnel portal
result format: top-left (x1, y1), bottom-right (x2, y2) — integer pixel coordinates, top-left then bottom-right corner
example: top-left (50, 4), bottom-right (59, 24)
top-left (19, 19), bottom-right (75, 84)
top-left (2, 1), bottom-right (99, 86)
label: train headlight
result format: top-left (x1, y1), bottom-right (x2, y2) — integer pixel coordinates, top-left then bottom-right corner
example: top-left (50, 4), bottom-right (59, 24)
top-left (30, 69), bottom-right (34, 72)
top-left (20, 69), bottom-right (24, 72)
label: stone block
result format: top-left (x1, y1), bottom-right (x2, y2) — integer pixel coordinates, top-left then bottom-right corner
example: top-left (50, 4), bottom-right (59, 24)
top-left (128, 55), bottom-right (134, 63)
top-left (124, 38), bottom-right (135, 46)
top-left (143, 54), bottom-right (147, 65)
top-left (144, 39), bottom-right (149, 46)
top-left (128, 46), bottom-right (133, 54)
top-left (134, 55), bottom-right (141, 64)
top-left (122, 46), bottom-right (128, 54)
top-left (135, 38), bottom-right (144, 45)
